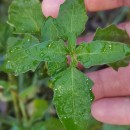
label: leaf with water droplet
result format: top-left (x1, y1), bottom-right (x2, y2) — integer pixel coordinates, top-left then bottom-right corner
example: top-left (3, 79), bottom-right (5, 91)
top-left (8, 0), bottom-right (46, 34)
top-left (41, 17), bottom-right (60, 42)
top-left (94, 25), bottom-right (130, 70)
top-left (54, 0), bottom-right (88, 40)
top-left (53, 67), bottom-right (94, 130)
top-left (48, 61), bottom-right (68, 76)
top-left (76, 41), bottom-right (130, 68)
top-left (94, 25), bottom-right (130, 44)
top-left (27, 40), bottom-right (67, 62)
top-left (4, 34), bottom-right (40, 75)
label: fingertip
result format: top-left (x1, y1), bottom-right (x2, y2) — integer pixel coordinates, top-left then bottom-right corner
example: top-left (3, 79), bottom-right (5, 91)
top-left (41, 0), bottom-right (65, 18)
top-left (41, 0), bottom-right (58, 18)
top-left (91, 98), bottom-right (130, 125)
top-left (91, 100), bottom-right (105, 122)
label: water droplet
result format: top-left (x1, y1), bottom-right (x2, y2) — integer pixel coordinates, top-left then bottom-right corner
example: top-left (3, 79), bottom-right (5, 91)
top-left (25, 50), bottom-right (30, 54)
top-left (74, 121), bottom-right (77, 125)
top-left (48, 44), bottom-right (52, 48)
top-left (10, 50), bottom-right (13, 53)
top-left (51, 44), bottom-right (56, 48)
top-left (109, 44), bottom-right (112, 50)
top-left (103, 49), bottom-right (106, 53)
top-left (40, 53), bottom-right (44, 57)
top-left (14, 47), bottom-right (20, 50)
top-left (55, 88), bottom-right (57, 91)
top-left (28, 39), bottom-right (30, 42)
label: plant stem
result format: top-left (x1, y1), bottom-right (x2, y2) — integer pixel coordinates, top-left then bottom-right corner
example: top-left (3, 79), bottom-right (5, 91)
top-left (19, 100), bottom-right (28, 124)
top-left (32, 73), bottom-right (38, 86)
top-left (18, 74), bottom-right (24, 91)
top-left (8, 74), bottom-right (21, 124)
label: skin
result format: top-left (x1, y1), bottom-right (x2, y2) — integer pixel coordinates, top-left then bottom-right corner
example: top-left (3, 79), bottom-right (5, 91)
top-left (42, 0), bottom-right (130, 125)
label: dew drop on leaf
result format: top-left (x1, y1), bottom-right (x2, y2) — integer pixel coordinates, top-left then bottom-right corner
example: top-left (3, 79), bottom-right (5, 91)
top-left (27, 39), bottom-right (30, 42)
top-left (48, 44), bottom-right (52, 48)
top-left (10, 50), bottom-right (13, 53)
top-left (40, 53), bottom-right (44, 57)
top-left (109, 44), bottom-right (112, 50)
top-left (25, 50), bottom-right (30, 54)
top-left (55, 88), bottom-right (58, 91)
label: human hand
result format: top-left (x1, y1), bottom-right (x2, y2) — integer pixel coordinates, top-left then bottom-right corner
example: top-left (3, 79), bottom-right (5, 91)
top-left (42, 0), bottom-right (130, 125)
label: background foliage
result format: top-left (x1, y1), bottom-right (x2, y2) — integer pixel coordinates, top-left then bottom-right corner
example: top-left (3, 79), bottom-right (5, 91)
top-left (0, 0), bottom-right (130, 130)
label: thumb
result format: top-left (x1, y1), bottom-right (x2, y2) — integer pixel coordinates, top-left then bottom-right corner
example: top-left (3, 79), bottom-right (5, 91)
top-left (42, 0), bottom-right (65, 18)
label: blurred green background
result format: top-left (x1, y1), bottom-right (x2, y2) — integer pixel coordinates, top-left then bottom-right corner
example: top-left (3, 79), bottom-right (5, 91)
top-left (0, 0), bottom-right (130, 130)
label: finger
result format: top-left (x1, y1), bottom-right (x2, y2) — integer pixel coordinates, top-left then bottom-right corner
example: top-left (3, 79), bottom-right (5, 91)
top-left (85, 0), bottom-right (130, 12)
top-left (87, 64), bottom-right (130, 100)
top-left (91, 97), bottom-right (130, 125)
top-left (42, 0), bottom-right (65, 18)
top-left (42, 0), bottom-right (130, 18)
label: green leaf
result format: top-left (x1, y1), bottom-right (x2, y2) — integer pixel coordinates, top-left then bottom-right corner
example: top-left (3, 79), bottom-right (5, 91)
top-left (19, 86), bottom-right (36, 101)
top-left (53, 67), bottom-right (93, 130)
top-left (94, 25), bottom-right (130, 70)
top-left (109, 56), bottom-right (130, 70)
top-left (8, 0), bottom-right (45, 34)
top-left (68, 33), bottom-right (76, 53)
top-left (48, 62), bottom-right (68, 76)
top-left (27, 40), bottom-right (67, 62)
top-left (31, 118), bottom-right (64, 130)
top-left (55, 0), bottom-right (87, 39)
top-left (94, 25), bottom-right (130, 44)
top-left (41, 17), bottom-right (67, 76)
top-left (0, 23), bottom-right (13, 53)
top-left (87, 117), bottom-right (102, 130)
top-left (67, 33), bottom-right (78, 67)
top-left (30, 99), bottom-right (48, 121)
top-left (31, 123), bottom-right (46, 130)
top-left (11, 125), bottom-right (25, 130)
top-left (41, 17), bottom-right (60, 42)
top-left (102, 124), bottom-right (130, 130)
top-left (76, 41), bottom-right (130, 68)
top-left (5, 34), bottom-right (40, 75)
top-left (43, 118), bottom-right (64, 130)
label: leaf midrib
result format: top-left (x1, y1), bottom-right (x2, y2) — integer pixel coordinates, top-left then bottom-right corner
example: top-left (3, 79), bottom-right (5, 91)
top-left (71, 67), bottom-right (76, 123)
top-left (77, 51), bottom-right (126, 56)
